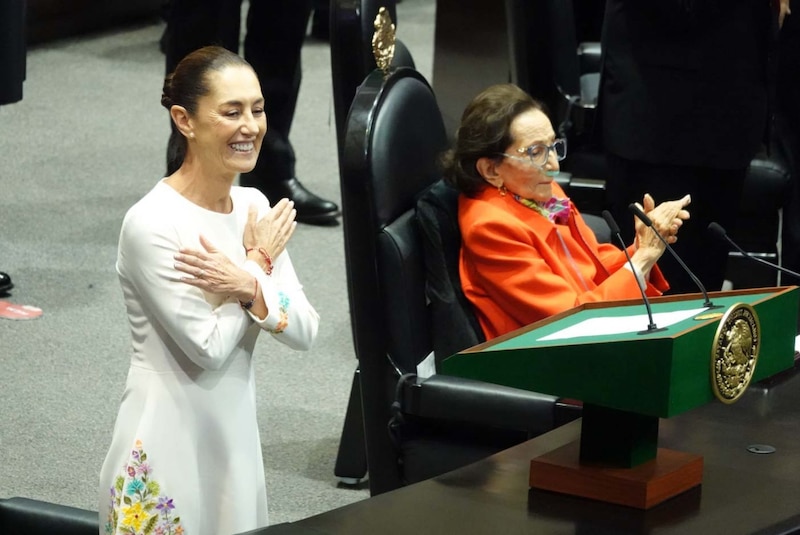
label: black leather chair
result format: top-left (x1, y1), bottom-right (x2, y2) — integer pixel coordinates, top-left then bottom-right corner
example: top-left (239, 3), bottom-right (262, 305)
top-left (329, 0), bottom-right (415, 485)
top-left (0, 497), bottom-right (98, 535)
top-left (340, 65), bottom-right (580, 496)
top-left (415, 180), bottom-right (485, 366)
top-left (726, 145), bottom-right (793, 288)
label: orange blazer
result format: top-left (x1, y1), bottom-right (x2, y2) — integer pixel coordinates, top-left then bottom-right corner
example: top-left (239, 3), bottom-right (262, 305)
top-left (459, 183), bottom-right (669, 340)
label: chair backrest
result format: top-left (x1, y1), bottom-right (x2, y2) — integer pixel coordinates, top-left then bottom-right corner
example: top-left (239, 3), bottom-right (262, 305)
top-left (416, 180), bottom-right (486, 366)
top-left (341, 67), bottom-right (446, 374)
top-left (330, 0), bottom-right (415, 147)
top-left (340, 66), bottom-right (449, 493)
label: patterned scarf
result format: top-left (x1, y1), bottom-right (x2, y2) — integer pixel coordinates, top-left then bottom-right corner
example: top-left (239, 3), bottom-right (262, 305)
top-left (513, 194), bottom-right (571, 224)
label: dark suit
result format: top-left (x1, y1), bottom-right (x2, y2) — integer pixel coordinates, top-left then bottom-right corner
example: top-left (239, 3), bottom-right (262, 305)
top-left (776, 13), bottom-right (800, 276)
top-left (0, 0), bottom-right (26, 105)
top-left (600, 0), bottom-right (774, 293)
top-left (164, 0), bottom-right (312, 183)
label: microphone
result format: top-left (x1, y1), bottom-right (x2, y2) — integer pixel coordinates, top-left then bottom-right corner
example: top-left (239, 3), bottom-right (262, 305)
top-left (602, 210), bottom-right (666, 335)
top-left (707, 222), bottom-right (800, 283)
top-left (628, 203), bottom-right (718, 309)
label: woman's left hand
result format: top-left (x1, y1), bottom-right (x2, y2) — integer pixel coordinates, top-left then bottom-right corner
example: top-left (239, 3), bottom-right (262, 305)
top-left (243, 200), bottom-right (297, 265)
top-left (635, 193), bottom-right (691, 245)
top-left (174, 235), bottom-right (254, 302)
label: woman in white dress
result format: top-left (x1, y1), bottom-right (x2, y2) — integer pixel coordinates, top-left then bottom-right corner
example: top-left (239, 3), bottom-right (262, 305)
top-left (99, 46), bottom-right (319, 535)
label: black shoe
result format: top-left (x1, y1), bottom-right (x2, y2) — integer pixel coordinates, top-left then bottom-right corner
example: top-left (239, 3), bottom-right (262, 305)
top-left (258, 178), bottom-right (340, 225)
top-left (0, 271), bottom-right (13, 295)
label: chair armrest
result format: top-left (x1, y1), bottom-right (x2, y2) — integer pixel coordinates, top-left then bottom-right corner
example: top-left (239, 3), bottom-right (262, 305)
top-left (0, 497), bottom-right (98, 535)
top-left (400, 374), bottom-right (567, 437)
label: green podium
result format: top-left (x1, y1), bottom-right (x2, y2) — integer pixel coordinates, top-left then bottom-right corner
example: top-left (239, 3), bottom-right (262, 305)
top-left (441, 287), bottom-right (799, 509)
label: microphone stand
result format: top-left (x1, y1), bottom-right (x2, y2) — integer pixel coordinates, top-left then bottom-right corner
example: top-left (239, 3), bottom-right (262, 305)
top-left (629, 204), bottom-right (719, 309)
top-left (707, 222), bottom-right (800, 283)
top-left (602, 211), bottom-right (666, 335)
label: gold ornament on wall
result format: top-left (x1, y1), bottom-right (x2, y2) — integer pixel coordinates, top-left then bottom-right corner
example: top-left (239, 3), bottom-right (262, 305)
top-left (372, 7), bottom-right (396, 74)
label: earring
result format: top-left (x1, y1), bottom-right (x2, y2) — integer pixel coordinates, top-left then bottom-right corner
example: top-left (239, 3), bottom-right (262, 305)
top-left (498, 183), bottom-right (507, 196)
top-left (189, 132), bottom-right (195, 139)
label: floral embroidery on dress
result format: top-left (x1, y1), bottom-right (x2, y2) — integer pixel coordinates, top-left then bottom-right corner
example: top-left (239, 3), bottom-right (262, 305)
top-left (268, 291), bottom-right (290, 334)
top-left (105, 439), bottom-right (184, 535)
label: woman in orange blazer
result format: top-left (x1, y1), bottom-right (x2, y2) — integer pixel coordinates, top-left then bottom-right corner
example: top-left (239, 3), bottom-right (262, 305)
top-left (441, 84), bottom-right (692, 340)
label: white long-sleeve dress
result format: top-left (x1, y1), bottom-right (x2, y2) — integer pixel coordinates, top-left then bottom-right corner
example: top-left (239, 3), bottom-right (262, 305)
top-left (99, 180), bottom-right (319, 535)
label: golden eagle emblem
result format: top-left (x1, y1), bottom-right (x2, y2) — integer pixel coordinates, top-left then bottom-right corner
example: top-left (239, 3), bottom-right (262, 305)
top-left (711, 303), bottom-right (760, 404)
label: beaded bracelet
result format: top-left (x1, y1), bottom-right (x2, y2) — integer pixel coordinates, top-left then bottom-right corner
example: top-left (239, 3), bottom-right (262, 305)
top-left (239, 277), bottom-right (259, 310)
top-left (245, 247), bottom-right (274, 276)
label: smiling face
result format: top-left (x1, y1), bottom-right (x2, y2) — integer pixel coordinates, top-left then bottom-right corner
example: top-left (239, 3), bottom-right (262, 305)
top-left (481, 108), bottom-right (559, 203)
top-left (187, 65), bottom-right (266, 177)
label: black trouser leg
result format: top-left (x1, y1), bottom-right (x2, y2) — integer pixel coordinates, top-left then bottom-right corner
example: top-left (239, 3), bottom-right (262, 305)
top-left (241, 0), bottom-right (312, 185)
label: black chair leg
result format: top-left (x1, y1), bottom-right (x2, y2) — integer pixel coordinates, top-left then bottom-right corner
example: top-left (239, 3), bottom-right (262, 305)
top-left (334, 367), bottom-right (368, 484)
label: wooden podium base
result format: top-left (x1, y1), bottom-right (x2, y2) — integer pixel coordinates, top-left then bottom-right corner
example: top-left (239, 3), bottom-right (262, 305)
top-left (529, 441), bottom-right (703, 509)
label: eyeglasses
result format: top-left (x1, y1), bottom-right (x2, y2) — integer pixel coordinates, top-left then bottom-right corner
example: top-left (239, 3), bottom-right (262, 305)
top-left (500, 138), bottom-right (567, 168)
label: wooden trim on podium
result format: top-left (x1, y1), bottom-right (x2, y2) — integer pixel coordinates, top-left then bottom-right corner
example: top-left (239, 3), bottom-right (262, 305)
top-left (529, 441), bottom-right (703, 509)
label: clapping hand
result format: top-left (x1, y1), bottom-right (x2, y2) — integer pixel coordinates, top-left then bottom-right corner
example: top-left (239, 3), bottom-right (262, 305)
top-left (634, 193), bottom-right (691, 246)
top-left (174, 235), bottom-right (254, 302)
top-left (243, 200), bottom-right (297, 271)
top-left (629, 193), bottom-right (691, 277)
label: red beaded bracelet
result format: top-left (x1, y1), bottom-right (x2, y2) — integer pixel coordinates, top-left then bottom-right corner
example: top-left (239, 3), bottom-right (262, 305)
top-left (245, 247), bottom-right (274, 276)
top-left (239, 277), bottom-right (259, 310)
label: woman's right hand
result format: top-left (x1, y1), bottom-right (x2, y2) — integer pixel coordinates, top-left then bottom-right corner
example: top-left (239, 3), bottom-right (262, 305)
top-left (630, 193), bottom-right (691, 278)
top-left (243, 200), bottom-right (297, 271)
